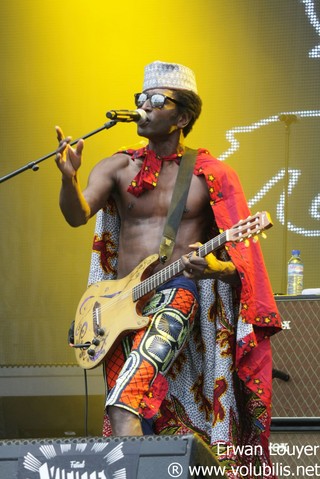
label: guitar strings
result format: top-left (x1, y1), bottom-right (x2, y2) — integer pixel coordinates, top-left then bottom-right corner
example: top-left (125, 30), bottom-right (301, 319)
top-left (78, 231), bottom-right (229, 326)
top-left (78, 216), bottom-right (263, 335)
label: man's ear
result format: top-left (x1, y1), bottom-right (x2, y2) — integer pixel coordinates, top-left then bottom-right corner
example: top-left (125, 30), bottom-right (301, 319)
top-left (177, 111), bottom-right (192, 130)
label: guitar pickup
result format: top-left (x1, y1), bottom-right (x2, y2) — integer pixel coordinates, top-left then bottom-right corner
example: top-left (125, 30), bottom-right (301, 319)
top-left (93, 301), bottom-right (101, 335)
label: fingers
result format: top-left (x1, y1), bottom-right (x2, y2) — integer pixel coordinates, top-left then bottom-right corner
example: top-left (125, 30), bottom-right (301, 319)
top-left (55, 126), bottom-right (71, 172)
top-left (76, 139), bottom-right (84, 155)
top-left (55, 125), bottom-right (64, 142)
top-left (55, 126), bottom-right (73, 149)
top-left (181, 255), bottom-right (193, 277)
top-left (188, 242), bottom-right (202, 250)
top-left (181, 243), bottom-right (202, 277)
top-left (55, 140), bottom-right (69, 166)
top-left (181, 252), bottom-right (207, 279)
top-left (55, 126), bottom-right (84, 155)
top-left (54, 126), bottom-right (84, 178)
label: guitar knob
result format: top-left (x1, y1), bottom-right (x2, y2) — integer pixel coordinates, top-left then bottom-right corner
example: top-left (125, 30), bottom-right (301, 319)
top-left (87, 349), bottom-right (95, 357)
top-left (97, 328), bottom-right (105, 336)
top-left (92, 338), bottom-right (100, 346)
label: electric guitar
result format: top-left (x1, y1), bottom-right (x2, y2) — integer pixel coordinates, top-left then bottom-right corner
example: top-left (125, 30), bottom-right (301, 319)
top-left (73, 211), bottom-right (272, 369)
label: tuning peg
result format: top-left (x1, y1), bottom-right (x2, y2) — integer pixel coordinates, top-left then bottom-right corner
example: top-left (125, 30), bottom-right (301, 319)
top-left (261, 232), bottom-right (267, 239)
top-left (253, 235), bottom-right (259, 243)
top-left (244, 239), bottom-right (250, 247)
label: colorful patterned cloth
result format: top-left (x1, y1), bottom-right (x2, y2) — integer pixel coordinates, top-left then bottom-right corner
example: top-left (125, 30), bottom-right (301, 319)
top-left (105, 281), bottom-right (199, 417)
top-left (127, 146), bottom-right (183, 197)
top-left (88, 147), bottom-right (282, 478)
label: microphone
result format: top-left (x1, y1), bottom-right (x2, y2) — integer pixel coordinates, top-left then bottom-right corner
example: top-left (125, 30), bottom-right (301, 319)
top-left (106, 109), bottom-right (148, 125)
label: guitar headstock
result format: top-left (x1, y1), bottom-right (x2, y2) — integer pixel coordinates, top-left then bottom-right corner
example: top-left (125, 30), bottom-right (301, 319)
top-left (227, 211), bottom-right (273, 244)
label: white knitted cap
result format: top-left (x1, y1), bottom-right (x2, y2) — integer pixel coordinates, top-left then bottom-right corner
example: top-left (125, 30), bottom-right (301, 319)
top-left (143, 61), bottom-right (198, 93)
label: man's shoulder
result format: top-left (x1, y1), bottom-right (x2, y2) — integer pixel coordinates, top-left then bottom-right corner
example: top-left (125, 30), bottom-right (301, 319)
top-left (111, 151), bottom-right (133, 163)
top-left (195, 148), bottom-right (234, 174)
top-left (115, 145), bottom-right (146, 160)
top-left (99, 151), bottom-right (132, 167)
top-left (90, 152), bottom-right (133, 181)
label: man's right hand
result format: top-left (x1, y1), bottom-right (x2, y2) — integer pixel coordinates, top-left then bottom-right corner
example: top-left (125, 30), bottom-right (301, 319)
top-left (55, 126), bottom-right (84, 178)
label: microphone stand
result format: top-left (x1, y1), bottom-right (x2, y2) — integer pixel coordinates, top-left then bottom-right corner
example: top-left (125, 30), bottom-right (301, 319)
top-left (0, 120), bottom-right (117, 184)
top-left (278, 114), bottom-right (298, 294)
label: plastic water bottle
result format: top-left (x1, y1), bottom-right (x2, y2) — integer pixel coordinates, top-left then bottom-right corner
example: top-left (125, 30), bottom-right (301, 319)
top-left (287, 250), bottom-right (304, 295)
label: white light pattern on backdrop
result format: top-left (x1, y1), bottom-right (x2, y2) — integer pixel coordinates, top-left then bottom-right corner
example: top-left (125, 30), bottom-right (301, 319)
top-left (218, 110), bottom-right (320, 162)
top-left (217, 2), bottom-right (320, 237)
top-left (218, 110), bottom-right (320, 237)
top-left (301, 0), bottom-right (320, 57)
top-left (219, 0), bottom-right (320, 237)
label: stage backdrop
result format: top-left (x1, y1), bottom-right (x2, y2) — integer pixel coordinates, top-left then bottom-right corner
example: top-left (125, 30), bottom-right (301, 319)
top-left (0, 0), bottom-right (319, 366)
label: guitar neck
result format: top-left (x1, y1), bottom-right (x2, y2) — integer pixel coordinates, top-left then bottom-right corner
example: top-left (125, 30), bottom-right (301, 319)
top-left (133, 230), bottom-right (228, 301)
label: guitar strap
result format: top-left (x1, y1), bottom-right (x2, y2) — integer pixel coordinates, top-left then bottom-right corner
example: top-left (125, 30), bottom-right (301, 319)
top-left (159, 147), bottom-right (198, 263)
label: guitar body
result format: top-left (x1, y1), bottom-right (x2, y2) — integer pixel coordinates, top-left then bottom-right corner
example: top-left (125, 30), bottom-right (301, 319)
top-left (74, 254), bottom-right (159, 369)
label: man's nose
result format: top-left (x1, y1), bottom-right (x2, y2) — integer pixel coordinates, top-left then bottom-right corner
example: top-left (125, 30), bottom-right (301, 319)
top-left (140, 98), bottom-right (152, 110)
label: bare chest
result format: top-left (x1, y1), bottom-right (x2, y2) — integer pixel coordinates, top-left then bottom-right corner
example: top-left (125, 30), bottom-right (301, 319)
top-left (116, 161), bottom-right (210, 220)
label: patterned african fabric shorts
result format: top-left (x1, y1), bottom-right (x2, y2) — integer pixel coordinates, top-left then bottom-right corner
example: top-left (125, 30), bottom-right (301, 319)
top-left (104, 277), bottom-right (199, 418)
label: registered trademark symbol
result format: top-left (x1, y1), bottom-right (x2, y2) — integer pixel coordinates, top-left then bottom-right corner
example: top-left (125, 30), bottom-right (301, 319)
top-left (168, 462), bottom-right (183, 477)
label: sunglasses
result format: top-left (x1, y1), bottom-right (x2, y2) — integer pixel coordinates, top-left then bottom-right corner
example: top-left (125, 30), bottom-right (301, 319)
top-left (134, 92), bottom-right (183, 109)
